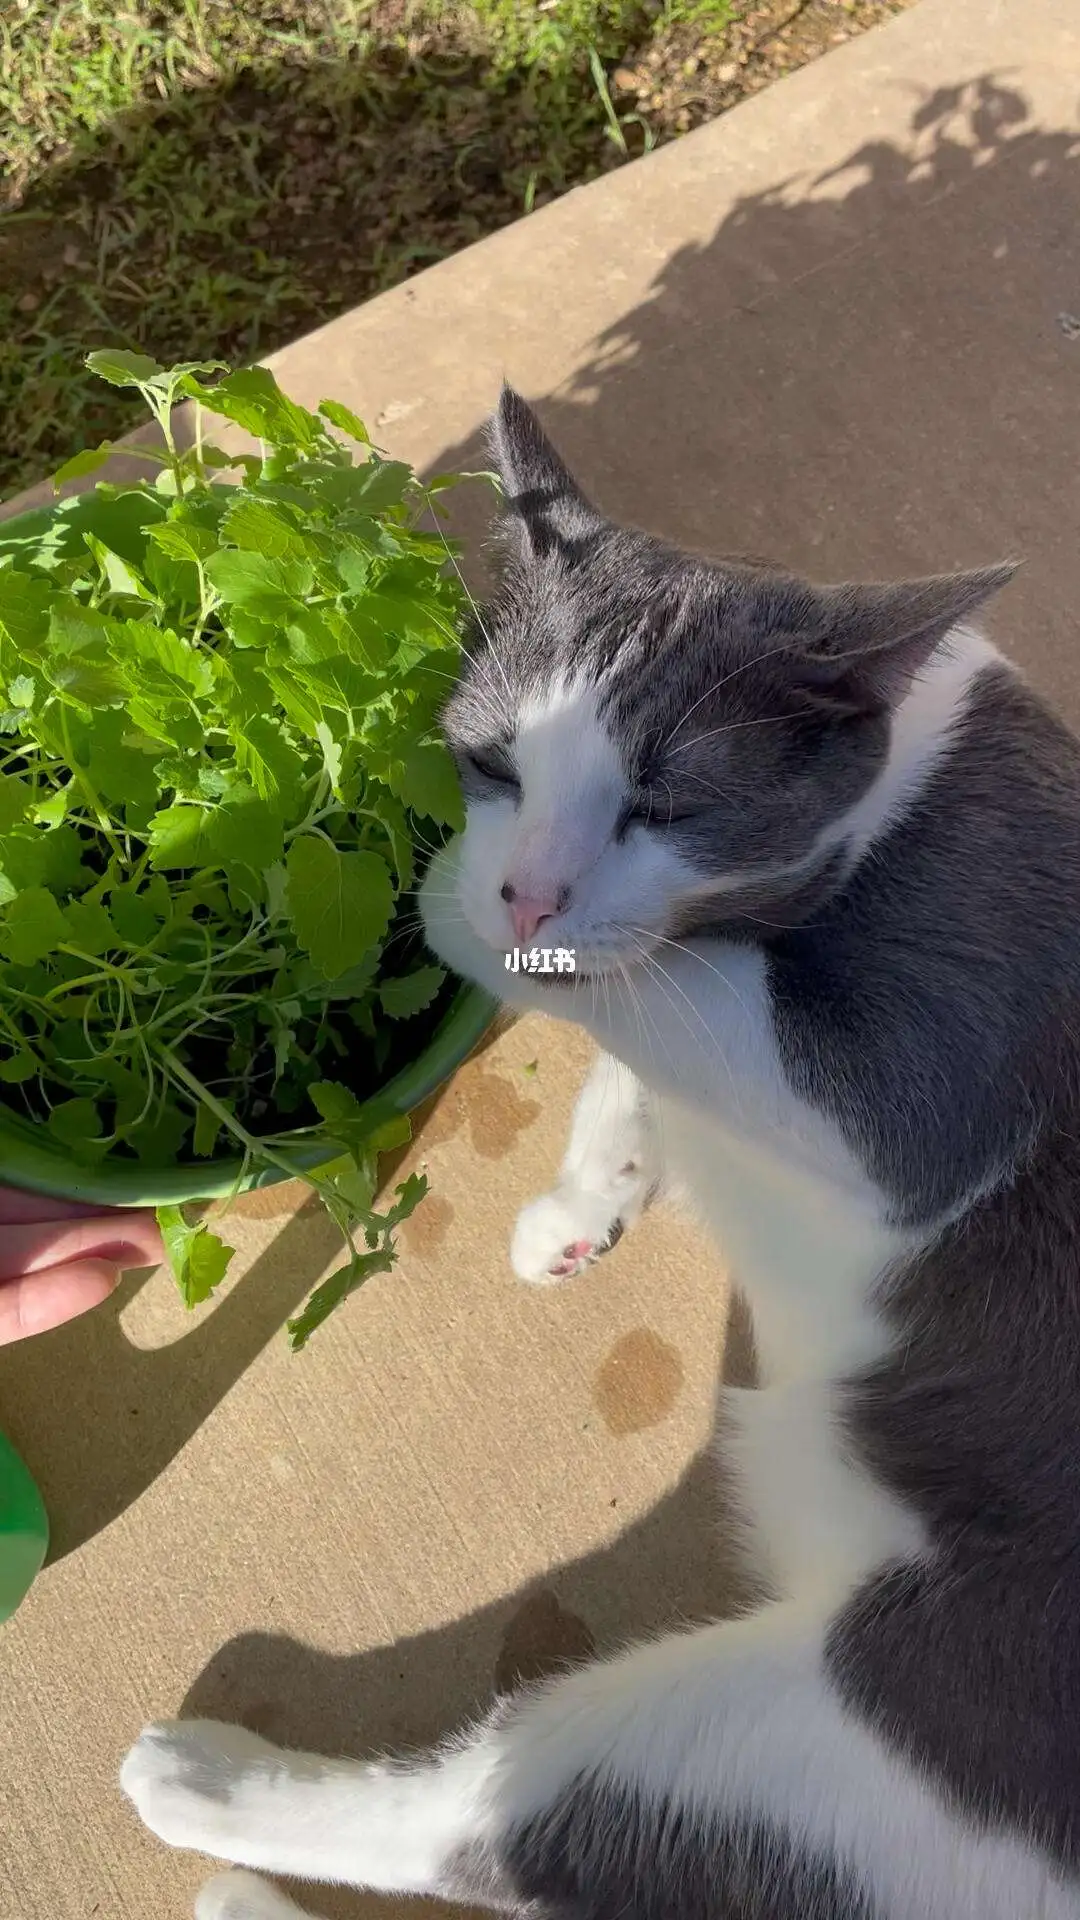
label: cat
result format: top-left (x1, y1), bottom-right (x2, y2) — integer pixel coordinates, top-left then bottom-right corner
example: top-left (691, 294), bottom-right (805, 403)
top-left (121, 388), bottom-right (1080, 1920)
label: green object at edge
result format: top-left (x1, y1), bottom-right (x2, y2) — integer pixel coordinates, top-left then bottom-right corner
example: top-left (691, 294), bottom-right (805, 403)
top-left (0, 1428), bottom-right (48, 1624)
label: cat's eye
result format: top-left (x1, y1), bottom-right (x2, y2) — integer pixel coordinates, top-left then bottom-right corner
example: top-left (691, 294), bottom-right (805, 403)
top-left (620, 791), bottom-right (699, 833)
top-left (466, 748), bottom-right (519, 789)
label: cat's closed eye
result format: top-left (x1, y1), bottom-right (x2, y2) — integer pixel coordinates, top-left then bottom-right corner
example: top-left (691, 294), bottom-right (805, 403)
top-left (621, 791), bottom-right (701, 832)
top-left (466, 748), bottom-right (520, 790)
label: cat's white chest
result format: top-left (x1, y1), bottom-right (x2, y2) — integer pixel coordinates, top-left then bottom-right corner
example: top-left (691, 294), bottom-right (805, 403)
top-left (653, 1092), bottom-right (925, 1600)
top-left (655, 1088), bottom-right (904, 1385)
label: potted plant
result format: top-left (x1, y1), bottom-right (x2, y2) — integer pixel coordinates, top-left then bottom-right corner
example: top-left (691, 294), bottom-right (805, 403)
top-left (0, 351), bottom-right (495, 1351)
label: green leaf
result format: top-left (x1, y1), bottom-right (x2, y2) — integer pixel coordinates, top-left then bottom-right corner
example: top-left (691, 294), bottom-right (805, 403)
top-left (205, 550), bottom-right (314, 617)
top-left (108, 883), bottom-right (163, 946)
top-left (335, 547), bottom-right (372, 596)
top-left (47, 1097), bottom-right (104, 1152)
top-left (186, 367), bottom-right (323, 450)
top-left (52, 442), bottom-right (115, 489)
top-left (132, 1103), bottom-right (191, 1165)
top-left (353, 460), bottom-right (413, 514)
top-left (262, 662), bottom-right (324, 736)
top-left (359, 788), bottom-right (413, 890)
top-left (32, 788), bottom-right (69, 828)
top-left (287, 1244), bottom-right (395, 1350)
top-left (84, 533), bottom-right (156, 602)
top-left (220, 497), bottom-right (310, 558)
top-left (88, 716), bottom-right (161, 816)
top-left (318, 399), bottom-right (371, 443)
top-left (44, 606), bottom-right (129, 709)
top-left (382, 1169), bottom-right (428, 1230)
top-left (86, 348), bottom-right (163, 388)
top-left (210, 790), bottom-right (284, 869)
top-left (147, 520), bottom-right (218, 564)
top-left (308, 1079), bottom-right (366, 1126)
top-left (64, 899), bottom-right (119, 956)
top-left (0, 824), bottom-right (86, 895)
top-left (0, 1048), bottom-right (38, 1085)
top-left (297, 655), bottom-right (379, 716)
top-left (0, 774), bottom-right (32, 831)
top-left (192, 1105), bottom-right (222, 1158)
top-left (229, 714), bottom-right (306, 808)
top-left (148, 804), bottom-right (216, 870)
top-left (379, 964), bottom-right (446, 1019)
top-left (115, 619), bottom-right (214, 702)
top-left (0, 887), bottom-right (69, 964)
top-left (381, 740), bottom-right (465, 830)
top-left (157, 1205), bottom-right (235, 1308)
top-left (0, 571), bottom-right (55, 653)
top-left (285, 835), bottom-right (394, 980)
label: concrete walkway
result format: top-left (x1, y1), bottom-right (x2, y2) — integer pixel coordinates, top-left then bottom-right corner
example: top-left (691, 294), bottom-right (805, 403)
top-left (1, 0), bottom-right (1078, 1915)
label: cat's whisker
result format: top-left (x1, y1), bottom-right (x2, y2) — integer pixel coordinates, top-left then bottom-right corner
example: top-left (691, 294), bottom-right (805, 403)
top-left (661, 639), bottom-right (806, 750)
top-left (668, 712), bottom-right (797, 757)
top-left (668, 768), bottom-right (732, 804)
top-left (627, 925), bottom-right (761, 1042)
top-left (425, 507), bottom-right (516, 727)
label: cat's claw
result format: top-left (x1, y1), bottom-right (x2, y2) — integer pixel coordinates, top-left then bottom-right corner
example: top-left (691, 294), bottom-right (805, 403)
top-left (511, 1191), bottom-right (623, 1285)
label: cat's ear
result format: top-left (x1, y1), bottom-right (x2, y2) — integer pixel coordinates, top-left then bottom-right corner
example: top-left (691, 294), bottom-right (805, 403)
top-left (489, 386), bottom-right (602, 560)
top-left (802, 564), bottom-right (1019, 710)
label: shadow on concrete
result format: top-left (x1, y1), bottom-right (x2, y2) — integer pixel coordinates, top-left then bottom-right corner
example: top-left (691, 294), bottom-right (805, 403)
top-left (0, 1026), bottom-right (506, 1563)
top-left (437, 74), bottom-right (1080, 715)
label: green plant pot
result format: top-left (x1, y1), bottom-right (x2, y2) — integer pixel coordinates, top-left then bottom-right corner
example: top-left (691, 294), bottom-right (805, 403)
top-left (0, 980), bottom-right (496, 1207)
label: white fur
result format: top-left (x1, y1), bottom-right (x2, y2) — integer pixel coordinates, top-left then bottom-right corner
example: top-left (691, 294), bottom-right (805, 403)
top-left (195, 1871), bottom-right (312, 1919)
top-left (123, 628), bottom-right (1071, 1919)
top-left (511, 1052), bottom-right (657, 1281)
top-left (456, 673), bottom-right (698, 964)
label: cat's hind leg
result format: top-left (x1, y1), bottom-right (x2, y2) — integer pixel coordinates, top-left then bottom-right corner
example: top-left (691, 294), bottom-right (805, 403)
top-left (195, 1871), bottom-right (316, 1919)
top-left (511, 1052), bottom-right (660, 1284)
top-left (122, 1601), bottom-right (1065, 1920)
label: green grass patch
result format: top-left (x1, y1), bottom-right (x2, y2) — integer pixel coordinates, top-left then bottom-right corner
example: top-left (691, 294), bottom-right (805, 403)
top-left (0, 1), bottom-right (920, 500)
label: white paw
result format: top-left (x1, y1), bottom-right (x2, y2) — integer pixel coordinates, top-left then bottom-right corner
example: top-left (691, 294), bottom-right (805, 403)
top-left (511, 1188), bottom-right (623, 1285)
top-left (121, 1720), bottom-right (278, 1856)
top-left (196, 1870), bottom-right (307, 1920)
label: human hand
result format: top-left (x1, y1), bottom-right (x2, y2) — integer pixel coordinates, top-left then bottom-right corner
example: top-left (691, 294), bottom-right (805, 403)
top-left (0, 1188), bottom-right (163, 1346)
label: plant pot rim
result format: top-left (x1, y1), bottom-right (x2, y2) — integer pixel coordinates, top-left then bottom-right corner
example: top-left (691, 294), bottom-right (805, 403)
top-left (0, 982), bottom-right (497, 1208)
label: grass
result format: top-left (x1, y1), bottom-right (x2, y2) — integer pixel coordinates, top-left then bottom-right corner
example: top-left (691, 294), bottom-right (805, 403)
top-left (0, 0), bottom-right (909, 499)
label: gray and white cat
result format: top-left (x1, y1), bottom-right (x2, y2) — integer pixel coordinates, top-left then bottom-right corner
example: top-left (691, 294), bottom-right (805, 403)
top-left (122, 391), bottom-right (1080, 1920)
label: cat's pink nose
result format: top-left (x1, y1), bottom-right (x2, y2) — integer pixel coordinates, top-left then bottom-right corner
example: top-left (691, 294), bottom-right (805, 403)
top-left (502, 884), bottom-right (559, 946)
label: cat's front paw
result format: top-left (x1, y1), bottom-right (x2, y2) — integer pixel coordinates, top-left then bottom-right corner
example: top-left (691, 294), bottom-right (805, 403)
top-left (121, 1719), bottom-right (276, 1855)
top-left (511, 1188), bottom-right (624, 1285)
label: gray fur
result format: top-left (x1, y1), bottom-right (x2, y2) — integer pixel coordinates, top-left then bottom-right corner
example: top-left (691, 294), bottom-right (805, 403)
top-left (499, 1779), bottom-right (882, 1920)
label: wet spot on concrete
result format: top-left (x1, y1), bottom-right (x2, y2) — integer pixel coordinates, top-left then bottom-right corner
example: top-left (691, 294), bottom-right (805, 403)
top-left (401, 1190), bottom-right (455, 1254)
top-left (495, 1589), bottom-right (596, 1695)
top-left (593, 1328), bottom-right (684, 1436)
top-left (415, 1054), bottom-right (541, 1161)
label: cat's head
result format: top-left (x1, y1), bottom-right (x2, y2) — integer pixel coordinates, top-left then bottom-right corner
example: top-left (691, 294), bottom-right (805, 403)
top-left (441, 388), bottom-right (1014, 974)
